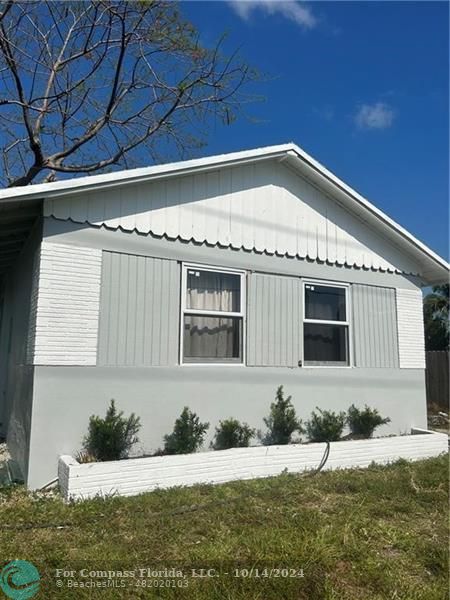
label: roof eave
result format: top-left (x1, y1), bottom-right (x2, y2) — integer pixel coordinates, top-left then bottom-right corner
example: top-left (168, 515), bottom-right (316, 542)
top-left (0, 142), bottom-right (448, 285)
top-left (284, 147), bottom-right (449, 286)
top-left (0, 145), bottom-right (292, 204)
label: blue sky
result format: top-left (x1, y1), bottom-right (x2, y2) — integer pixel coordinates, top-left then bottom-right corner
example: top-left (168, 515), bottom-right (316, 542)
top-left (181, 1), bottom-right (449, 261)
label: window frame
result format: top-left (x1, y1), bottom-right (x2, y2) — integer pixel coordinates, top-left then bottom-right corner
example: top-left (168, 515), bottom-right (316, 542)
top-left (180, 262), bottom-right (246, 366)
top-left (302, 279), bottom-right (352, 368)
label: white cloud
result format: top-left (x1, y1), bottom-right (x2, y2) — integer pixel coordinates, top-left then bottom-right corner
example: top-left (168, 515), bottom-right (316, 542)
top-left (355, 103), bottom-right (395, 130)
top-left (228, 1), bottom-right (317, 29)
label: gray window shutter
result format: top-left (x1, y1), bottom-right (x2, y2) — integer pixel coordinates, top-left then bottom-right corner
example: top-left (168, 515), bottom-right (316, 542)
top-left (247, 272), bottom-right (301, 367)
top-left (98, 252), bottom-right (180, 366)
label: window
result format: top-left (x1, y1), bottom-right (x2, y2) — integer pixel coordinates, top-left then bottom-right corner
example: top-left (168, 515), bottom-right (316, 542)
top-left (181, 265), bottom-right (245, 364)
top-left (303, 282), bottom-right (350, 366)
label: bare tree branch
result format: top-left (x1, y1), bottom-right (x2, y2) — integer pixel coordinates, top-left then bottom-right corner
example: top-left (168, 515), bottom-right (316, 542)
top-left (0, 0), bottom-right (258, 187)
top-left (0, 0), bottom-right (12, 24)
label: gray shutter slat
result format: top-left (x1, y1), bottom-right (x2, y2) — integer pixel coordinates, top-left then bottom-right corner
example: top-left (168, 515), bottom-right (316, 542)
top-left (98, 252), bottom-right (180, 366)
top-left (247, 272), bottom-right (301, 367)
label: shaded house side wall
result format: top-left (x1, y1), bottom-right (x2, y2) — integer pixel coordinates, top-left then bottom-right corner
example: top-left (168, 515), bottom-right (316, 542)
top-left (0, 221), bottom-right (41, 479)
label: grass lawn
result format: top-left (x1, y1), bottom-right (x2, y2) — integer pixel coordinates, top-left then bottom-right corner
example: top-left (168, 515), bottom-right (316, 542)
top-left (0, 455), bottom-right (448, 599)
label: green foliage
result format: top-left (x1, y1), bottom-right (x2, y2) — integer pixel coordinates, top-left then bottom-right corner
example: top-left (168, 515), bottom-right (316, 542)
top-left (83, 400), bottom-right (141, 462)
top-left (164, 407), bottom-right (209, 455)
top-left (423, 284), bottom-right (449, 351)
top-left (306, 407), bottom-right (346, 442)
top-left (212, 418), bottom-right (255, 450)
top-left (0, 456), bottom-right (447, 599)
top-left (347, 404), bottom-right (391, 438)
top-left (261, 386), bottom-right (303, 445)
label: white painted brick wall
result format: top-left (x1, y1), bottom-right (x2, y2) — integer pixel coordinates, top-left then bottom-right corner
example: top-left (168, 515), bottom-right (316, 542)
top-left (396, 288), bottom-right (426, 369)
top-left (33, 242), bottom-right (102, 366)
top-left (59, 429), bottom-right (448, 501)
top-left (58, 454), bottom-right (70, 499)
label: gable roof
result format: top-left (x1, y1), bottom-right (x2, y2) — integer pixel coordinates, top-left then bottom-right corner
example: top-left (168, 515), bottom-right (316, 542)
top-left (0, 142), bottom-right (448, 284)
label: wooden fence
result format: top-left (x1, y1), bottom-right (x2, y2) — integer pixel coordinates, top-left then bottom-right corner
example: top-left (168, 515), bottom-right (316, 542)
top-left (425, 351), bottom-right (449, 411)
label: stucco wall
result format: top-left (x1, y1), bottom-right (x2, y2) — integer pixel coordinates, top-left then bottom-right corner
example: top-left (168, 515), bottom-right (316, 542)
top-left (28, 365), bottom-right (427, 489)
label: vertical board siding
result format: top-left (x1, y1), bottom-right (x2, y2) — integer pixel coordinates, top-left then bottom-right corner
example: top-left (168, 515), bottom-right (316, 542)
top-left (396, 288), bottom-right (426, 369)
top-left (98, 252), bottom-right (180, 366)
top-left (352, 285), bottom-right (399, 368)
top-left (43, 161), bottom-right (421, 276)
top-left (247, 272), bottom-right (301, 367)
top-left (33, 242), bottom-right (102, 366)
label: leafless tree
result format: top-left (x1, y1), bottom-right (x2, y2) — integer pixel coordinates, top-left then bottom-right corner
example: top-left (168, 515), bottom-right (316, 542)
top-left (0, 0), bottom-right (257, 187)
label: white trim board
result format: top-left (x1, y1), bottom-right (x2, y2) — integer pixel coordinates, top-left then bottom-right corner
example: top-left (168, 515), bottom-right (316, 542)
top-left (302, 279), bottom-right (352, 368)
top-left (180, 262), bottom-right (246, 366)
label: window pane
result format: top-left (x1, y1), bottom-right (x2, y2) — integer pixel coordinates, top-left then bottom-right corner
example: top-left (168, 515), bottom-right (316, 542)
top-left (305, 284), bottom-right (346, 321)
top-left (183, 315), bottom-right (242, 362)
top-left (186, 269), bottom-right (241, 312)
top-left (304, 323), bottom-right (349, 365)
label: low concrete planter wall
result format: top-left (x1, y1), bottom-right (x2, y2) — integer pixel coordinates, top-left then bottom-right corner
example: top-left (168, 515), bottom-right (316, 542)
top-left (59, 428), bottom-right (448, 501)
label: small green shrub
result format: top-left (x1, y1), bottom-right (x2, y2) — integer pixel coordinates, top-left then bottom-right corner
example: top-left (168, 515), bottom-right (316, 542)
top-left (164, 407), bottom-right (209, 455)
top-left (261, 386), bottom-right (303, 445)
top-left (83, 400), bottom-right (141, 462)
top-left (212, 418), bottom-right (255, 450)
top-left (306, 407), bottom-right (346, 442)
top-left (347, 404), bottom-right (391, 438)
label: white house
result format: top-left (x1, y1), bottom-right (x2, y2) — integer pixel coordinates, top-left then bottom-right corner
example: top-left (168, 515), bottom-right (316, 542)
top-left (0, 143), bottom-right (448, 489)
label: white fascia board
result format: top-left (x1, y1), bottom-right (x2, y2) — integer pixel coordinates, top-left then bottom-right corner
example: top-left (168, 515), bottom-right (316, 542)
top-left (0, 144), bottom-right (292, 203)
top-left (285, 145), bottom-right (450, 279)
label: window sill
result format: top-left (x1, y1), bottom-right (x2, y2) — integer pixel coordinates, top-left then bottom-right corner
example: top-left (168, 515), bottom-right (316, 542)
top-left (302, 364), bottom-right (353, 369)
top-left (180, 362), bottom-right (246, 367)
